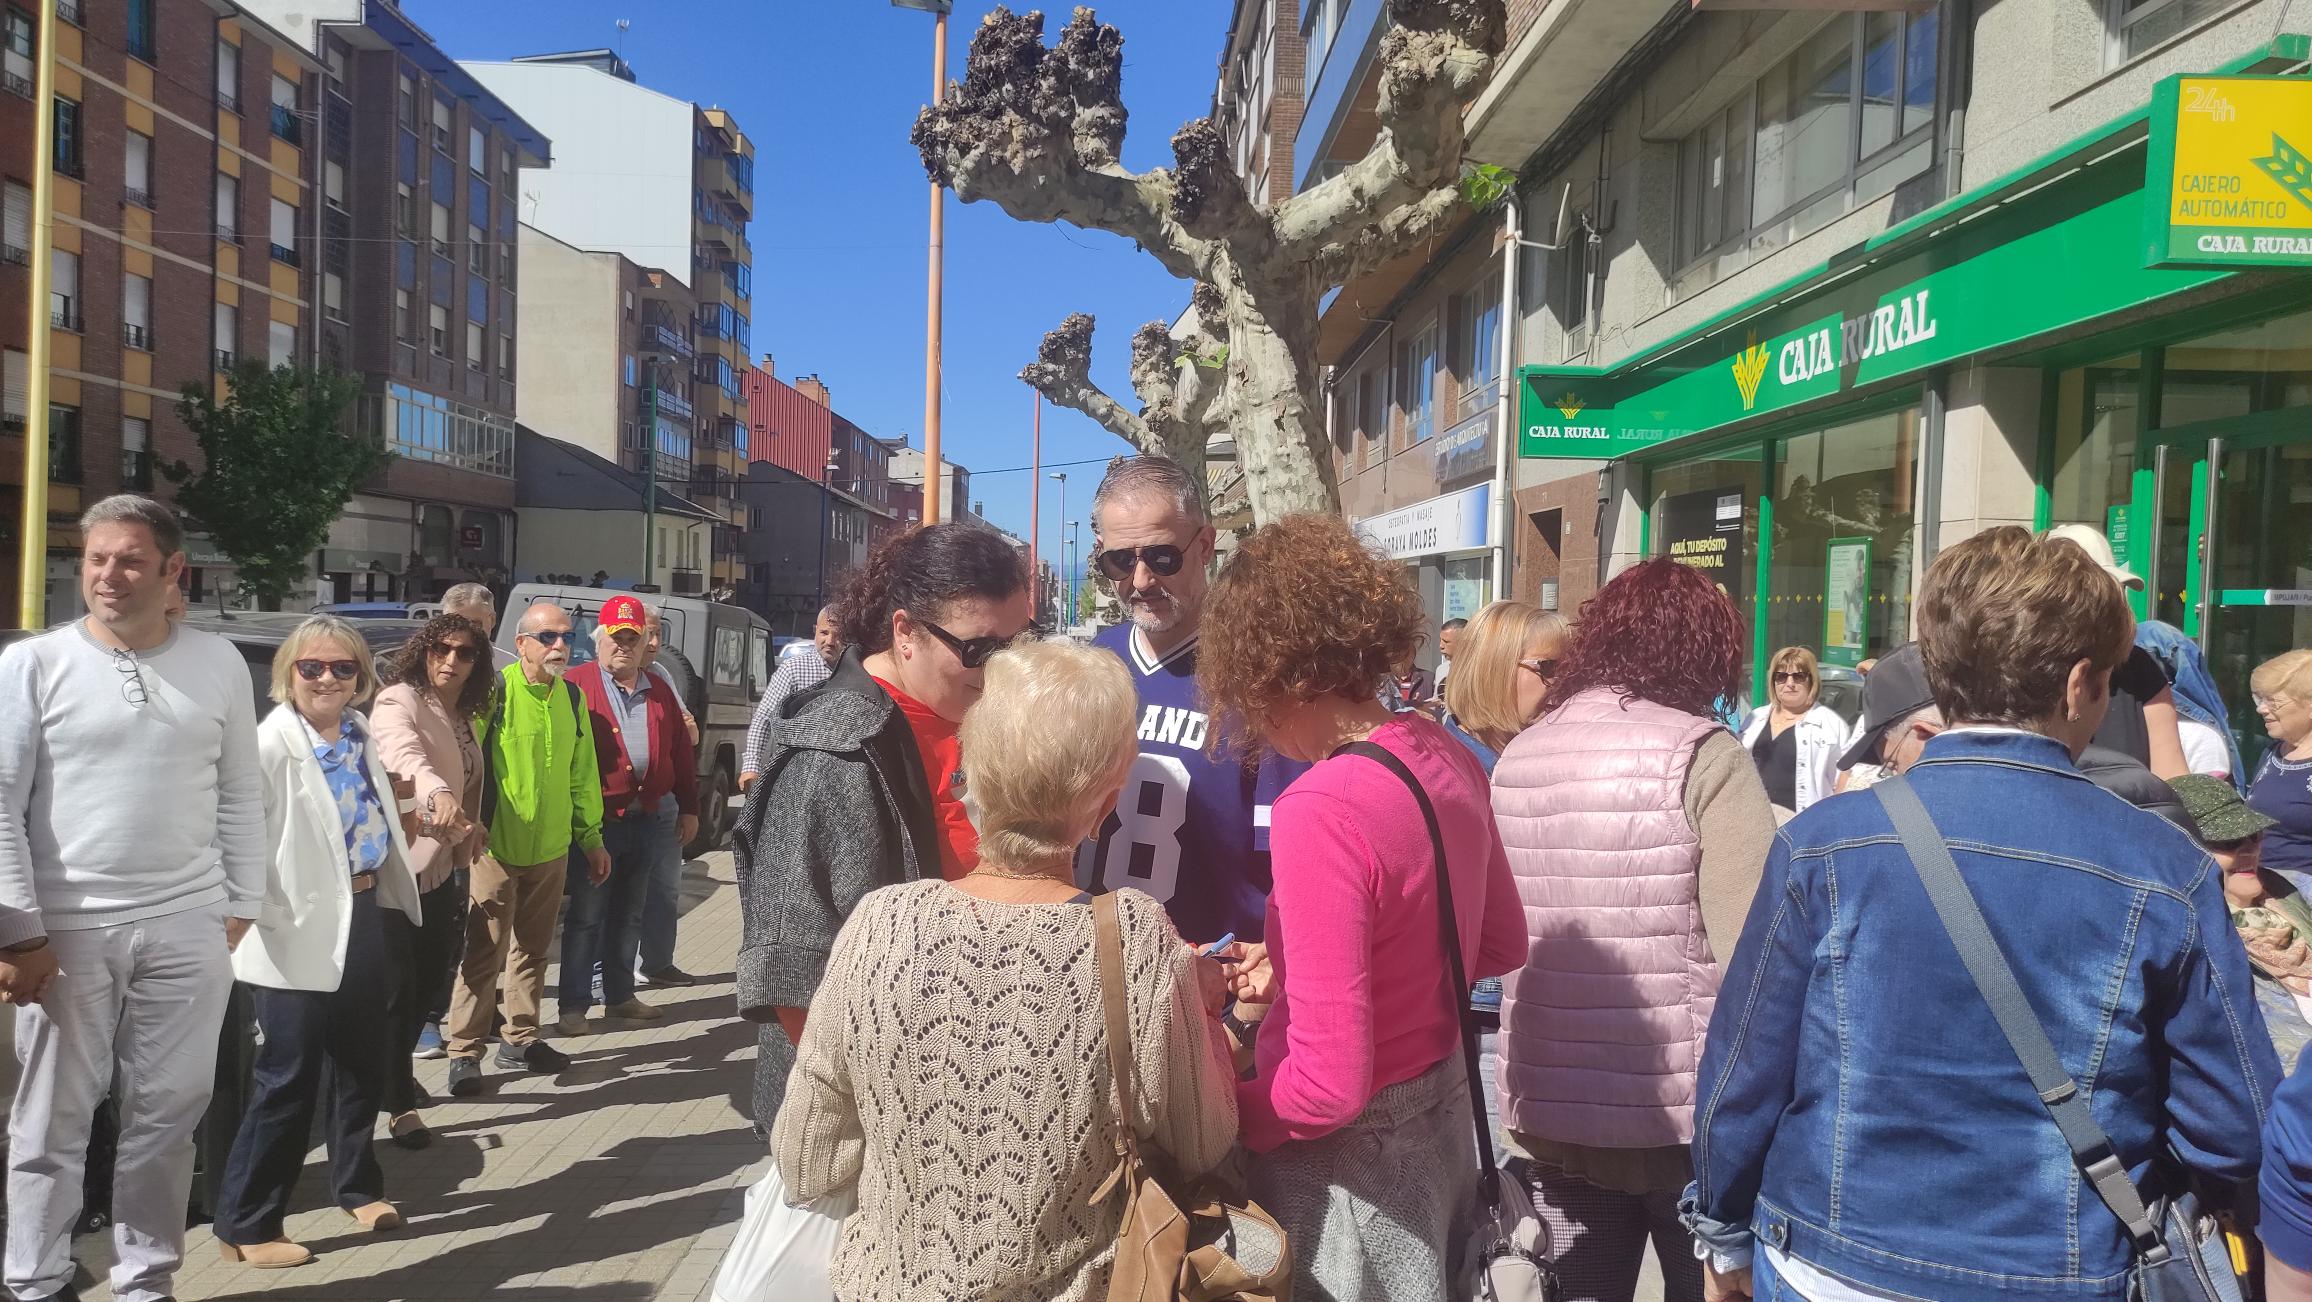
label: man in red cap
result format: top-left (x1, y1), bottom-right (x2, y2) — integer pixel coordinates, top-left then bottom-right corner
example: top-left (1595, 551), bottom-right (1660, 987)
top-left (559, 596), bottom-right (698, 1032)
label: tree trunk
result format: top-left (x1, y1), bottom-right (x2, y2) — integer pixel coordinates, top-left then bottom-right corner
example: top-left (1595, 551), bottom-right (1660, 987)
top-left (1226, 287), bottom-right (1337, 524)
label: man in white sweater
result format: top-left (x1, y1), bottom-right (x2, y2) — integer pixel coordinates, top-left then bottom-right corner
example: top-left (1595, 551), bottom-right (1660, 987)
top-left (0, 495), bottom-right (265, 1302)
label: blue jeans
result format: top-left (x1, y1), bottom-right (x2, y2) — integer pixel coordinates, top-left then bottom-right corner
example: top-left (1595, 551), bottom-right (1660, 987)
top-left (558, 809), bottom-right (666, 1012)
top-left (636, 810), bottom-right (686, 974)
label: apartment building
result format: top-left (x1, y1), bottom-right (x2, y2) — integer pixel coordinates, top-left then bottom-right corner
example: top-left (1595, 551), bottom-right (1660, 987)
top-left (465, 51), bottom-right (757, 594)
top-left (1, 0), bottom-right (320, 620)
top-left (737, 358), bottom-right (901, 631)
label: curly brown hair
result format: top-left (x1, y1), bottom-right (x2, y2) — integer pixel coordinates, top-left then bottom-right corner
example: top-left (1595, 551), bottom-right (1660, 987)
top-left (386, 614), bottom-right (497, 719)
top-left (1198, 514), bottom-right (1424, 754)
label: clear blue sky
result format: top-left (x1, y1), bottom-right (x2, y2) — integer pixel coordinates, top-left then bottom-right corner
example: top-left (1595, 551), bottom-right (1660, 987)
top-left (411, 0), bottom-right (1223, 574)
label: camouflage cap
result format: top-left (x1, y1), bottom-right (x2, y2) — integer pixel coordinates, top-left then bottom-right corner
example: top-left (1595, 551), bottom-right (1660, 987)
top-left (2167, 773), bottom-right (2279, 846)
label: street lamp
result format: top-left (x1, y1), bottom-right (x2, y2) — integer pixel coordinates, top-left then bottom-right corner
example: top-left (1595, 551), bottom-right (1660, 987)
top-left (1047, 471), bottom-right (1067, 626)
top-left (813, 455), bottom-right (841, 613)
top-left (894, 0), bottom-right (952, 524)
top-left (1068, 519), bottom-right (1082, 627)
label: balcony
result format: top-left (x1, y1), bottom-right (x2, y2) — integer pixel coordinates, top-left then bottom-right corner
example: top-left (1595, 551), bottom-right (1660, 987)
top-left (642, 385), bottom-right (693, 423)
top-left (216, 223), bottom-right (238, 243)
top-left (123, 323), bottom-right (151, 350)
top-left (641, 320), bottom-right (695, 363)
top-left (50, 305), bottom-right (81, 332)
top-left (694, 218), bottom-right (732, 260)
top-left (4, 69), bottom-right (31, 100)
top-left (55, 0), bottom-right (80, 24)
top-left (215, 348), bottom-right (235, 370)
top-left (270, 103), bottom-right (301, 145)
top-left (218, 89), bottom-right (241, 114)
top-left (124, 186), bottom-right (151, 208)
top-left (1, 242), bottom-right (25, 266)
top-left (270, 242), bottom-right (299, 267)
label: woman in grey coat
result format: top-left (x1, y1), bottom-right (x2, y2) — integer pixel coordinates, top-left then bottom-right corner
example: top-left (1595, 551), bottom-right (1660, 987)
top-left (734, 522), bottom-right (1034, 1128)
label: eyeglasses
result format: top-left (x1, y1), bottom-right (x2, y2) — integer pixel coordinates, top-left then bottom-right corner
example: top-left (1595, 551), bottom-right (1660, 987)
top-left (113, 648), bottom-right (148, 710)
top-left (1518, 658), bottom-right (1557, 679)
top-left (1096, 544), bottom-right (1186, 582)
top-left (295, 659), bottom-right (361, 683)
top-left (917, 617), bottom-right (1036, 670)
top-left (428, 642), bottom-right (480, 664)
top-left (1773, 671), bottom-right (1813, 685)
top-left (522, 629), bottom-right (573, 647)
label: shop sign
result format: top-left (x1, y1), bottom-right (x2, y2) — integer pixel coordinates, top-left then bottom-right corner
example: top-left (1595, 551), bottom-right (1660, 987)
top-left (2144, 75), bottom-right (2312, 269)
top-left (1354, 483), bottom-right (1491, 561)
top-left (460, 525), bottom-right (484, 549)
top-left (1823, 536), bottom-right (1873, 669)
top-left (1658, 487), bottom-right (1747, 601)
top-left (1520, 159), bottom-right (2229, 458)
top-left (1432, 411), bottom-right (1497, 481)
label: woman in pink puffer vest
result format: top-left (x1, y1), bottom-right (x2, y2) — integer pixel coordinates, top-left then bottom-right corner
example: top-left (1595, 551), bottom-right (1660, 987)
top-left (1487, 559), bottom-right (1777, 1302)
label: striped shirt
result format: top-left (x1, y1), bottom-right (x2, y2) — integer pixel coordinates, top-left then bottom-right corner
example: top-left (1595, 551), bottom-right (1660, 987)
top-left (741, 649), bottom-right (834, 778)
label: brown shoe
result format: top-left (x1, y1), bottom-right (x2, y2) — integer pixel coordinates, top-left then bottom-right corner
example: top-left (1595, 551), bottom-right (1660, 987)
top-left (346, 1201), bottom-right (402, 1232)
top-left (388, 1111), bottom-right (431, 1151)
top-left (219, 1237), bottom-right (313, 1268)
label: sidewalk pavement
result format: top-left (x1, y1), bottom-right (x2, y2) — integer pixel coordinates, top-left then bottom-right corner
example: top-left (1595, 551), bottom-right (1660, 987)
top-left (83, 851), bottom-right (765, 1302)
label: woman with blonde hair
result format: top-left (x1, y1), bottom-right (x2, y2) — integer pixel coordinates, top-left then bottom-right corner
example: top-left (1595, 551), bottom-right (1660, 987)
top-left (215, 617), bottom-right (424, 1268)
top-left (2251, 648), bottom-right (2312, 878)
top-left (1441, 601), bottom-right (1569, 768)
top-left (773, 640), bottom-right (1239, 1302)
top-left (1740, 645), bottom-right (1847, 815)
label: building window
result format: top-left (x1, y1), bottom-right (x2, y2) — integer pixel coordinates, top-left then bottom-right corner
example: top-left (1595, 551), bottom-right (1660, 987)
top-left (430, 97), bottom-right (452, 153)
top-left (215, 172), bottom-right (238, 241)
top-left (395, 287), bottom-right (412, 341)
top-left (125, 0), bottom-right (153, 62)
top-left (468, 125), bottom-right (486, 172)
top-left (430, 201), bottom-right (449, 254)
top-left (4, 8), bottom-right (33, 100)
top-left (3, 179), bottom-right (28, 263)
top-left (1394, 326), bottom-right (1436, 446)
top-left (123, 130), bottom-right (153, 207)
top-left (624, 353), bottom-right (638, 388)
top-left (323, 272), bottom-right (343, 319)
top-left (269, 198), bottom-right (298, 264)
top-left (429, 303), bottom-right (448, 356)
top-left (214, 301), bottom-right (237, 368)
top-left (121, 415), bottom-right (151, 491)
top-left (122, 273), bottom-right (151, 349)
top-left (395, 182), bottom-right (413, 236)
top-left (325, 160), bottom-right (345, 209)
top-left (467, 223), bottom-right (486, 272)
top-left (48, 248), bottom-right (78, 330)
top-left (52, 95), bottom-right (79, 177)
top-left (372, 381), bottom-right (514, 478)
top-left (397, 70), bottom-right (416, 130)
top-left (268, 320), bottom-right (295, 366)
top-left (270, 76), bottom-right (300, 144)
top-left (465, 321), bottom-right (482, 369)
top-left (1447, 280), bottom-right (1503, 418)
top-left (216, 39), bottom-right (239, 111)
top-left (498, 333), bottom-right (513, 381)
top-left (323, 40), bottom-right (345, 83)
top-left (2109, 0), bottom-right (2233, 62)
top-left (1674, 11), bottom-right (1938, 283)
top-left (47, 403), bottom-right (78, 484)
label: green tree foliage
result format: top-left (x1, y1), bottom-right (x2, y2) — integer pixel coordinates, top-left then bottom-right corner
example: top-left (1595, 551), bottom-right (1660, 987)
top-left (167, 362), bottom-right (379, 608)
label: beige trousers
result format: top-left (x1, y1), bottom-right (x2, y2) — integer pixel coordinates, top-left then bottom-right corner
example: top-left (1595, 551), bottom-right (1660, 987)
top-left (446, 854), bottom-right (568, 1058)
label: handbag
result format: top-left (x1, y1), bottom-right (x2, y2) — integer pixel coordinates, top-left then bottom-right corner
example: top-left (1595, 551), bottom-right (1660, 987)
top-left (1337, 742), bottom-right (1559, 1302)
top-left (1091, 891), bottom-right (1293, 1302)
top-left (1875, 777), bottom-right (2244, 1302)
top-left (709, 1160), bottom-right (855, 1302)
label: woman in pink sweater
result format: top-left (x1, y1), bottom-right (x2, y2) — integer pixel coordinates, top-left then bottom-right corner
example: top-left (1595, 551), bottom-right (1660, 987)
top-left (1199, 515), bottom-right (1526, 1302)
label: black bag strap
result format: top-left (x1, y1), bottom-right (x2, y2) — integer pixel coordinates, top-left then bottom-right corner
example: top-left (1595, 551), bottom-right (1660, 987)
top-left (1874, 776), bottom-right (2167, 1261)
top-left (1337, 740), bottom-right (1503, 1201)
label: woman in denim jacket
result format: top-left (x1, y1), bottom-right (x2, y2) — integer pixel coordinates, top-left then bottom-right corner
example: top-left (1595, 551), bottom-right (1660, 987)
top-left (1683, 526), bottom-right (2279, 1302)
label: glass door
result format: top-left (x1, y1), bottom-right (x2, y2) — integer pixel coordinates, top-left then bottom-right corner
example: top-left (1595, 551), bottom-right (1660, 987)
top-left (2207, 438), bottom-right (2312, 767)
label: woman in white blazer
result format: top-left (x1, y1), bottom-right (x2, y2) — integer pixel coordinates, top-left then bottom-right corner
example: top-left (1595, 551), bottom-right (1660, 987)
top-left (213, 617), bottom-right (423, 1270)
top-left (1741, 646), bottom-right (1850, 815)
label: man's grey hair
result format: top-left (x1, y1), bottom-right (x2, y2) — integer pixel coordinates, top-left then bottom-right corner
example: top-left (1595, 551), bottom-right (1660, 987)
top-left (80, 495), bottom-right (183, 557)
top-left (817, 603), bottom-right (836, 622)
top-left (440, 582), bottom-right (494, 615)
top-left (1091, 455), bottom-right (1206, 531)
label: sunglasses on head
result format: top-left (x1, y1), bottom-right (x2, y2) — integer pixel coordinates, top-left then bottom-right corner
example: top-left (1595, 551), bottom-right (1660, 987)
top-left (917, 617), bottom-right (1035, 670)
top-left (295, 659), bottom-right (360, 683)
top-left (1096, 544), bottom-right (1186, 582)
top-left (429, 641), bottom-right (480, 663)
top-left (523, 629), bottom-right (573, 647)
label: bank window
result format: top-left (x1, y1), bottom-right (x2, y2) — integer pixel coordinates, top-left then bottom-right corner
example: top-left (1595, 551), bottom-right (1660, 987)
top-left (2048, 354), bottom-right (2142, 537)
top-left (1448, 279), bottom-right (1503, 419)
top-left (1767, 407), bottom-right (1922, 679)
top-left (2108, 0), bottom-right (2233, 63)
top-left (1650, 449), bottom-right (1765, 694)
top-left (1396, 326), bottom-right (1437, 446)
top-left (1674, 9), bottom-right (1939, 283)
top-left (2159, 305), bottom-right (2312, 424)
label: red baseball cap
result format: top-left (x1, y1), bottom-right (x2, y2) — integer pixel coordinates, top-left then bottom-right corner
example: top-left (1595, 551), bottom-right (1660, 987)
top-left (599, 595), bottom-right (648, 635)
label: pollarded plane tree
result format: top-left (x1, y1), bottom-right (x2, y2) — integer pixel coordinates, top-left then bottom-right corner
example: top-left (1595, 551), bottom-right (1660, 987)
top-left (913, 0), bottom-right (1508, 523)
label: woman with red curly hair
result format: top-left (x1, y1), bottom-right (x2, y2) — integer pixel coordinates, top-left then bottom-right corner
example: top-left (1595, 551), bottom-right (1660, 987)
top-left (1487, 557), bottom-right (1775, 1302)
top-left (1200, 515), bottom-right (1525, 1302)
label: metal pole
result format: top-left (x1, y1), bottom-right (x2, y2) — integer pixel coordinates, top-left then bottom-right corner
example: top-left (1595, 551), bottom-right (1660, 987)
top-left (920, 7), bottom-right (947, 525)
top-left (1490, 194), bottom-right (1520, 607)
top-left (1028, 392), bottom-right (1040, 605)
top-left (15, 0), bottom-right (58, 629)
top-left (815, 462), bottom-right (833, 610)
top-left (1053, 474), bottom-right (1066, 625)
top-left (642, 384), bottom-right (658, 585)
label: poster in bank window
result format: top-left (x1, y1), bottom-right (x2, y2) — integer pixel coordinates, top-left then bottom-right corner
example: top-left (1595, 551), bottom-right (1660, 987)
top-left (1822, 536), bottom-right (1873, 669)
top-left (1661, 488), bottom-right (1747, 603)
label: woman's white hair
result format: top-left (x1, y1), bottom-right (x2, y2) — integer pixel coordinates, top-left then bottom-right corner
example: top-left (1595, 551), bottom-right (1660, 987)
top-left (960, 640), bottom-right (1139, 865)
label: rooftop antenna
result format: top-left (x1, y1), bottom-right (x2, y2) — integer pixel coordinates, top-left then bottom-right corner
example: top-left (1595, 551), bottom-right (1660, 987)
top-left (615, 18), bottom-right (630, 61)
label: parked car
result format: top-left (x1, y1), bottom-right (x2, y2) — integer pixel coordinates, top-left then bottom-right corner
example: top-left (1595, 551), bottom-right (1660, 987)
top-left (498, 583), bottom-right (771, 856)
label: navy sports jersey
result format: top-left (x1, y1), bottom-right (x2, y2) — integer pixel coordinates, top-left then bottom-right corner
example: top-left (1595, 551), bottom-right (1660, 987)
top-left (1076, 625), bottom-right (1306, 944)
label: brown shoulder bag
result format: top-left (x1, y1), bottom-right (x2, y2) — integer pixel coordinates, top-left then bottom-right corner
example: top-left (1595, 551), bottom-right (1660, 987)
top-left (1090, 892), bottom-right (1292, 1302)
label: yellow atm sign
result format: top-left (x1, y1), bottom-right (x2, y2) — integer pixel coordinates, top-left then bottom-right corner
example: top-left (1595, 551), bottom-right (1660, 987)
top-left (2145, 74), bottom-right (2312, 268)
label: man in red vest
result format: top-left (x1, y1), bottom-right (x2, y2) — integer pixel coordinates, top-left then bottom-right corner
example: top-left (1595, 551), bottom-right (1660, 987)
top-left (560, 596), bottom-right (698, 1032)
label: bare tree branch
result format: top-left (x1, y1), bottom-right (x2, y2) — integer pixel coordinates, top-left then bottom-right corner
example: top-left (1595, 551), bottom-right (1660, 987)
top-left (1020, 314), bottom-right (1158, 451)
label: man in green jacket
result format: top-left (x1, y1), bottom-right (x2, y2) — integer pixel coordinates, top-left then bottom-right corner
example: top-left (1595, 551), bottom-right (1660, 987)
top-left (446, 603), bottom-right (609, 1095)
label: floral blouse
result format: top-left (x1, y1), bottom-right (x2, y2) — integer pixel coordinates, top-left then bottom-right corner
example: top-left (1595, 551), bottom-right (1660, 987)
top-left (311, 716), bottom-right (392, 876)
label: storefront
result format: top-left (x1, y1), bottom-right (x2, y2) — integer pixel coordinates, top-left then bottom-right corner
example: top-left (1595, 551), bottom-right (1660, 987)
top-left (1519, 49), bottom-right (2312, 732)
top-left (1353, 481), bottom-right (1494, 658)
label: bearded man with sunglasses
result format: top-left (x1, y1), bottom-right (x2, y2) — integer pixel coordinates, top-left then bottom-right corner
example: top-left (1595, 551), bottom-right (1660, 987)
top-left (1074, 457), bottom-right (1307, 956)
top-left (0, 495), bottom-right (265, 1302)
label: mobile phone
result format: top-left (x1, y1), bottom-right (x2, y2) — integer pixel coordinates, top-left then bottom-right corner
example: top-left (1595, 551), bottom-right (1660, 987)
top-left (1198, 933), bottom-right (1238, 960)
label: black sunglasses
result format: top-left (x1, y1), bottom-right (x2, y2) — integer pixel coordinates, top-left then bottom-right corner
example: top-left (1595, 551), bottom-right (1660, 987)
top-left (522, 629), bottom-right (573, 647)
top-left (296, 659), bottom-right (361, 683)
top-left (429, 641), bottom-right (481, 663)
top-left (1773, 670), bottom-right (1813, 685)
top-left (1096, 544), bottom-right (1186, 582)
top-left (1518, 658), bottom-right (1558, 679)
top-left (917, 617), bottom-right (1037, 670)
